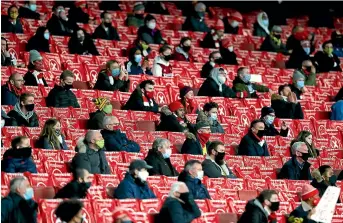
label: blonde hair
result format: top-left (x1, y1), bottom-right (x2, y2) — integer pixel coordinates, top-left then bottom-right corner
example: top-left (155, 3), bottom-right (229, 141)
top-left (40, 118), bottom-right (62, 149)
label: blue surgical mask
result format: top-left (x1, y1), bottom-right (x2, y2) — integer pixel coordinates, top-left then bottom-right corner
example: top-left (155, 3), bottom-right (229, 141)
top-left (44, 33), bottom-right (50, 40)
top-left (265, 115), bottom-right (275, 125)
top-left (242, 74), bottom-right (251, 83)
top-left (23, 187), bottom-right (34, 200)
top-left (134, 54), bottom-right (142, 63)
top-left (111, 68), bottom-right (120, 77)
top-left (303, 47), bottom-right (310, 55)
top-left (209, 113), bottom-right (217, 121)
top-left (262, 19), bottom-right (269, 26)
top-left (297, 80), bottom-right (305, 88)
top-left (29, 4), bottom-right (37, 12)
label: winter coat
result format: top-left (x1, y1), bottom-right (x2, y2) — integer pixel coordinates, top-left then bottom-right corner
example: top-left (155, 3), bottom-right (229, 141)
top-left (201, 32), bottom-right (219, 49)
top-left (314, 51), bottom-right (342, 73)
top-left (47, 14), bottom-right (75, 36)
top-left (122, 87), bottom-right (159, 113)
top-left (126, 14), bottom-right (145, 28)
top-left (23, 71), bottom-right (48, 87)
top-left (288, 204), bottom-right (318, 223)
top-left (46, 85), bottom-right (80, 108)
top-left (278, 157), bottom-right (312, 180)
top-left (202, 157), bottom-right (236, 178)
top-left (253, 22), bottom-right (269, 38)
top-left (238, 199), bottom-right (273, 223)
top-left (289, 84), bottom-right (303, 100)
top-left (260, 35), bottom-right (288, 54)
top-left (114, 172), bottom-right (156, 199)
top-left (200, 61), bottom-right (214, 78)
top-left (100, 129), bottom-right (140, 153)
top-left (1, 52), bottom-right (12, 66)
top-left (126, 61), bottom-right (152, 75)
top-left (92, 24), bottom-right (120, 41)
top-left (183, 13), bottom-right (210, 32)
top-left (232, 76), bottom-right (269, 98)
top-left (7, 109), bottom-right (39, 127)
top-left (1, 84), bottom-right (19, 106)
top-left (198, 77), bottom-right (237, 98)
top-left (2, 148), bottom-right (37, 173)
top-left (144, 149), bottom-right (179, 176)
top-left (1, 16), bottom-right (23, 33)
top-left (94, 70), bottom-right (129, 92)
top-left (331, 100), bottom-right (343, 121)
top-left (26, 31), bottom-right (50, 53)
top-left (87, 110), bottom-right (105, 130)
top-left (172, 46), bottom-right (195, 62)
top-left (271, 94), bottom-right (304, 119)
top-left (19, 6), bottom-right (40, 20)
top-left (220, 47), bottom-right (238, 65)
top-left (181, 137), bottom-right (210, 156)
top-left (37, 135), bottom-right (68, 150)
top-left (286, 45), bottom-right (312, 69)
top-left (68, 35), bottom-right (99, 55)
top-left (67, 6), bottom-right (89, 24)
top-left (137, 25), bottom-right (164, 44)
top-left (237, 131), bottom-right (270, 156)
top-left (263, 121), bottom-right (289, 137)
top-left (54, 180), bottom-right (88, 199)
top-left (311, 178), bottom-right (340, 202)
top-left (157, 113), bottom-right (188, 132)
top-left (178, 171), bottom-right (211, 199)
top-left (223, 17), bottom-right (239, 34)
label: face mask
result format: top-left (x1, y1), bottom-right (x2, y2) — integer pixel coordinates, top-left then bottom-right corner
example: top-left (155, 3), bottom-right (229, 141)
top-left (198, 132), bottom-right (211, 143)
top-left (329, 175), bottom-right (337, 184)
top-left (183, 45), bottom-right (191, 52)
top-left (18, 147), bottom-right (33, 157)
top-left (305, 66), bottom-right (312, 73)
top-left (141, 43), bottom-right (149, 50)
top-left (242, 74), bottom-right (251, 83)
top-left (78, 36), bottom-right (85, 42)
top-left (95, 139), bottom-right (105, 149)
top-left (196, 170), bottom-right (204, 180)
top-left (44, 33), bottom-right (50, 40)
top-left (303, 47), bottom-right (310, 55)
top-left (29, 4), bottom-right (37, 12)
top-left (256, 129), bottom-right (265, 138)
top-left (138, 171), bottom-right (149, 182)
top-left (102, 104), bottom-right (113, 114)
top-left (163, 55), bottom-right (171, 61)
top-left (55, 129), bottom-right (61, 136)
top-left (301, 152), bottom-right (310, 161)
top-left (214, 58), bottom-right (223, 64)
top-left (104, 22), bottom-right (112, 27)
top-left (210, 61), bottom-right (215, 67)
top-left (134, 54), bottom-right (142, 63)
top-left (25, 104), bottom-right (35, 111)
top-left (145, 91), bottom-right (154, 99)
top-left (215, 151), bottom-right (226, 163)
top-left (297, 80), bottom-right (305, 88)
top-left (218, 75), bottom-right (226, 84)
top-left (112, 68), bottom-right (120, 77)
top-left (265, 115), bottom-right (275, 125)
top-left (228, 46), bottom-right (234, 52)
top-left (23, 187), bottom-right (34, 200)
top-left (324, 48), bottom-right (333, 55)
top-left (209, 113), bottom-right (217, 121)
top-left (64, 83), bottom-right (73, 90)
top-left (81, 181), bottom-right (91, 190)
top-left (162, 148), bottom-right (172, 159)
top-left (1, 120), bottom-right (5, 128)
top-left (274, 34), bottom-right (281, 39)
top-left (230, 21), bottom-right (239, 28)
top-left (262, 19), bottom-right (269, 26)
top-left (147, 21), bottom-right (156, 30)
top-left (179, 192), bottom-right (190, 202)
top-left (10, 12), bottom-right (18, 19)
top-left (269, 201), bottom-right (280, 212)
top-left (197, 11), bottom-right (205, 18)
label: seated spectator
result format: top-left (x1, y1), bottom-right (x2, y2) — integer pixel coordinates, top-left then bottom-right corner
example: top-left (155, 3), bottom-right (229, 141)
top-left (1, 72), bottom-right (24, 106)
top-left (291, 131), bottom-right (319, 158)
top-left (220, 39), bottom-right (238, 65)
top-left (38, 118), bottom-right (68, 150)
top-left (182, 2), bottom-right (210, 32)
top-left (152, 45), bottom-right (173, 77)
top-left (334, 87), bottom-right (343, 102)
top-left (68, 1), bottom-right (91, 24)
top-left (1, 37), bottom-right (13, 66)
top-left (238, 190), bottom-right (279, 223)
top-left (331, 31), bottom-right (343, 58)
top-left (287, 38), bottom-right (312, 69)
top-left (260, 107), bottom-right (289, 137)
top-left (92, 11), bottom-right (120, 41)
top-left (253, 12), bottom-right (270, 38)
top-left (331, 87), bottom-right (343, 120)
top-left (72, 130), bottom-right (111, 174)
top-left (138, 14), bottom-right (165, 45)
top-left (271, 85), bottom-right (304, 119)
top-left (94, 60), bottom-right (130, 91)
top-left (260, 26), bottom-right (287, 54)
top-left (7, 93), bottom-right (39, 127)
top-left (198, 67), bottom-right (244, 98)
top-left (1, 5), bottom-right (24, 33)
top-left (1, 177), bottom-right (37, 222)
top-left (114, 159), bottom-right (156, 199)
top-left (19, 0), bottom-right (41, 20)
top-left (293, 60), bottom-right (317, 87)
top-left (181, 121), bottom-right (211, 155)
top-left (112, 209), bottom-right (135, 223)
top-left (286, 26), bottom-right (304, 53)
top-left (55, 168), bottom-right (91, 199)
top-left (88, 98), bottom-right (113, 130)
top-left (223, 11), bottom-right (243, 34)
top-left (200, 51), bottom-right (225, 78)
top-left (26, 26), bottom-right (50, 52)
top-left (145, 1), bottom-right (169, 15)
top-left (2, 136), bottom-right (37, 173)
top-left (55, 200), bottom-right (84, 223)
top-left (311, 165), bottom-right (339, 200)
top-left (101, 116), bottom-right (140, 152)
top-left (314, 40), bottom-right (342, 73)
top-left (178, 160), bottom-right (211, 199)
top-left (197, 102), bottom-right (224, 133)
top-left (126, 2), bottom-right (145, 28)
top-left (172, 37), bottom-right (195, 62)
top-left (178, 84), bottom-right (198, 114)
top-left (24, 50), bottom-right (48, 87)
top-left (123, 80), bottom-right (159, 112)
top-left (290, 71), bottom-right (308, 100)
top-left (279, 142), bottom-right (312, 180)
top-left (156, 182), bottom-right (201, 223)
top-left (126, 47), bottom-right (152, 75)
top-left (201, 20), bottom-right (225, 49)
top-left (233, 67), bottom-right (270, 98)
top-left (133, 37), bottom-right (151, 57)
top-left (68, 28), bottom-right (99, 55)
top-left (47, 4), bottom-right (75, 36)
top-left (145, 138), bottom-right (178, 176)
top-left (202, 141), bottom-right (236, 178)
top-left (238, 119), bottom-right (269, 156)
top-left (46, 70), bottom-right (80, 108)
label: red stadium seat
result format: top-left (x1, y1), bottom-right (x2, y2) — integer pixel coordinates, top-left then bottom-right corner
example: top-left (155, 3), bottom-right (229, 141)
top-left (96, 174), bottom-right (121, 188)
top-left (217, 189), bottom-right (240, 200)
top-left (195, 199), bottom-right (211, 213)
top-left (207, 199), bottom-right (231, 213)
top-left (115, 199), bottom-right (140, 212)
top-left (245, 179), bottom-right (268, 192)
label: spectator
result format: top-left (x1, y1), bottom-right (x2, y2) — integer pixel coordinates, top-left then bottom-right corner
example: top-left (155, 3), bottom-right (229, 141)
top-left (47, 4), bottom-right (75, 36)
top-left (1, 72), bottom-right (24, 106)
top-left (24, 50), bottom-right (48, 87)
top-left (145, 1), bottom-right (169, 15)
top-left (145, 138), bottom-right (178, 176)
top-left (19, 0), bottom-right (41, 20)
top-left (112, 209), bottom-right (135, 223)
top-left (286, 26), bottom-right (305, 54)
top-left (94, 60), bottom-right (130, 91)
top-left (55, 168), bottom-right (91, 199)
top-left (114, 159), bottom-right (156, 199)
top-left (2, 136), bottom-right (37, 173)
top-left (92, 11), bottom-right (120, 41)
top-left (156, 182), bottom-right (201, 223)
top-left (331, 31), bottom-right (343, 58)
top-left (137, 14), bottom-right (164, 44)
top-left (202, 141), bottom-right (236, 178)
top-left (219, 39), bottom-right (238, 65)
top-left (1, 37), bottom-right (13, 66)
top-left (201, 20), bottom-right (225, 49)
top-left (55, 199), bottom-right (84, 223)
top-left (133, 37), bottom-right (151, 57)
top-left (291, 131), bottom-right (319, 158)
top-left (88, 98), bottom-right (113, 130)
top-left (278, 142), bottom-right (312, 180)
top-left (68, 28), bottom-right (99, 55)
top-left (237, 119), bottom-right (270, 156)
top-left (1, 5), bottom-right (24, 33)
top-left (182, 2), bottom-right (210, 32)
top-left (223, 11), bottom-right (243, 34)
top-left (26, 26), bottom-right (50, 52)
top-left (123, 80), bottom-right (159, 112)
top-left (101, 116), bottom-right (140, 152)
top-left (178, 84), bottom-right (198, 114)
top-left (126, 2), bottom-right (145, 27)
top-left (178, 160), bottom-right (211, 199)
top-left (172, 37), bottom-right (195, 62)
top-left (126, 47), bottom-right (152, 75)
top-left (238, 190), bottom-right (279, 223)
top-left (46, 70), bottom-right (80, 108)
top-left (200, 51), bottom-right (223, 78)
top-left (253, 12), bottom-right (270, 38)
top-left (181, 120), bottom-right (211, 155)
top-left (198, 67), bottom-right (242, 98)
top-left (287, 38), bottom-right (312, 69)
top-left (311, 166), bottom-right (339, 200)
top-left (314, 40), bottom-right (342, 73)
top-left (260, 26), bottom-right (287, 54)
top-left (288, 184), bottom-right (319, 223)
top-left (1, 177), bottom-right (37, 222)
top-left (293, 60), bottom-right (317, 87)
top-left (197, 102), bottom-right (224, 133)
top-left (72, 130), bottom-right (111, 174)
top-left (7, 93), bottom-right (39, 127)
top-left (290, 71), bottom-right (308, 100)
top-left (152, 45), bottom-right (173, 77)
top-left (37, 118), bottom-right (68, 150)
top-left (233, 67), bottom-right (270, 98)
top-left (260, 106), bottom-right (289, 137)
top-left (68, 0), bottom-right (91, 24)
top-left (271, 85), bottom-right (304, 119)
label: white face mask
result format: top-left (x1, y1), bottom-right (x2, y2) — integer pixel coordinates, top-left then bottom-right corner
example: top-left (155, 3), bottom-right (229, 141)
top-left (196, 170), bottom-right (204, 180)
top-left (228, 46), bottom-right (234, 52)
top-left (138, 170), bottom-right (149, 182)
top-left (162, 148), bottom-right (172, 159)
top-left (218, 75), bottom-right (226, 84)
top-left (210, 113), bottom-right (217, 121)
top-left (147, 22), bottom-right (156, 30)
top-left (1, 119), bottom-right (5, 128)
top-left (230, 21), bottom-right (239, 28)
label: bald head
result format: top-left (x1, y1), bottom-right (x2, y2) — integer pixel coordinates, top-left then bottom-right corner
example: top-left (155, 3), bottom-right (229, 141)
top-left (85, 130), bottom-right (103, 147)
top-left (103, 116), bottom-right (120, 131)
top-left (9, 72), bottom-right (24, 89)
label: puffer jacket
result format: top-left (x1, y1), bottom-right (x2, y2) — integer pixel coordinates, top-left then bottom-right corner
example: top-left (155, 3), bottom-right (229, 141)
top-left (178, 171), bottom-right (211, 200)
top-left (100, 129), bottom-right (140, 152)
top-left (2, 147), bottom-right (37, 173)
top-left (46, 85), bottom-right (80, 108)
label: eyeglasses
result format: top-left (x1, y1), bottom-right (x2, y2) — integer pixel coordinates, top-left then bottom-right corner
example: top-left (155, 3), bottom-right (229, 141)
top-left (15, 79), bottom-right (25, 82)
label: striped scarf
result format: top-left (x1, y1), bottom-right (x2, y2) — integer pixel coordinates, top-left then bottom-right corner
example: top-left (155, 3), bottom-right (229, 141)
top-left (13, 103), bottom-right (34, 121)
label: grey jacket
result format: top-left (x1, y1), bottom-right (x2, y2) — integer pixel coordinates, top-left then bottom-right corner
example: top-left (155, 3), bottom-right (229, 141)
top-left (202, 156), bottom-right (236, 178)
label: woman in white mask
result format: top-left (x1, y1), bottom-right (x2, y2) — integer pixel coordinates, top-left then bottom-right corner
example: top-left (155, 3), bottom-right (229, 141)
top-left (253, 11), bottom-right (270, 37)
top-left (137, 14), bottom-right (165, 44)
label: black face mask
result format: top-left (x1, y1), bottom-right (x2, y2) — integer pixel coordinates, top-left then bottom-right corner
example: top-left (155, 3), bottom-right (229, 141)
top-left (55, 129), bottom-right (61, 136)
top-left (269, 201), bottom-right (280, 212)
top-left (64, 83), bottom-right (73, 90)
top-left (214, 58), bottom-right (224, 64)
top-left (17, 147), bottom-right (32, 158)
top-left (305, 66), bottom-right (312, 72)
top-left (301, 152), bottom-right (310, 161)
top-left (329, 175), bottom-right (337, 184)
top-left (215, 151), bottom-right (226, 164)
top-left (183, 46), bottom-right (191, 52)
top-left (80, 181), bottom-right (91, 190)
top-left (135, 14), bottom-right (144, 19)
top-left (274, 34), bottom-right (281, 39)
top-left (25, 104), bottom-right (35, 111)
top-left (179, 192), bottom-right (190, 202)
top-left (164, 55), bottom-right (171, 61)
top-left (256, 129), bottom-right (265, 138)
top-left (104, 22), bottom-right (112, 28)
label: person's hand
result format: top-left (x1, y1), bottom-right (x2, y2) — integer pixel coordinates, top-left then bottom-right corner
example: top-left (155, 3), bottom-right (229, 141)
top-left (288, 92), bottom-right (297, 103)
top-left (281, 121), bottom-right (288, 130)
top-left (119, 68), bottom-right (129, 81)
top-left (301, 86), bottom-right (307, 93)
top-left (142, 60), bottom-right (149, 69)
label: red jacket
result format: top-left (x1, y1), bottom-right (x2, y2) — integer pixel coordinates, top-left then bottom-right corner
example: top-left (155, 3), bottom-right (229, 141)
top-left (172, 48), bottom-right (195, 62)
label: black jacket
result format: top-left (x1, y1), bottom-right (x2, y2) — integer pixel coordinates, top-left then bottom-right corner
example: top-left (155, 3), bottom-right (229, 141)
top-left (137, 25), bottom-right (164, 44)
top-left (92, 25), bottom-right (120, 41)
top-left (1, 84), bottom-right (19, 106)
top-left (67, 6), bottom-right (89, 24)
top-left (198, 77), bottom-right (237, 98)
top-left (288, 204), bottom-right (317, 223)
top-left (7, 110), bottom-right (39, 127)
top-left (238, 199), bottom-right (273, 223)
top-left (263, 121), bottom-right (289, 137)
top-left (2, 147), bottom-right (37, 173)
top-left (68, 35), bottom-right (99, 55)
top-left (54, 180), bottom-right (89, 199)
top-left (1, 52), bottom-right (12, 66)
top-left (93, 70), bottom-right (129, 92)
top-left (289, 84), bottom-right (303, 100)
top-left (156, 197), bottom-right (201, 223)
top-left (144, 149), bottom-right (179, 177)
top-left (286, 44), bottom-right (311, 69)
top-left (260, 35), bottom-right (288, 54)
top-left (100, 129), bottom-right (140, 153)
top-left (19, 6), bottom-right (40, 20)
top-left (1, 192), bottom-right (38, 223)
top-left (220, 47), bottom-right (238, 65)
top-left (26, 29), bottom-right (50, 53)
top-left (202, 158), bottom-right (236, 178)
top-left (271, 94), bottom-right (304, 119)
top-left (200, 61), bottom-right (214, 78)
top-left (157, 113), bottom-right (189, 132)
top-left (278, 157), bottom-right (312, 180)
top-left (178, 171), bottom-right (211, 200)
top-left (311, 178), bottom-right (340, 202)
top-left (314, 51), bottom-right (342, 73)
top-left (87, 110), bottom-right (105, 130)
top-left (181, 137), bottom-right (210, 155)
top-left (1, 16), bottom-right (23, 33)
top-left (201, 32), bottom-right (218, 49)
top-left (122, 87), bottom-right (159, 113)
top-left (223, 17), bottom-right (239, 34)
top-left (237, 131), bottom-right (270, 156)
top-left (46, 14), bottom-right (75, 36)
top-left (23, 71), bottom-right (48, 87)
top-left (46, 85), bottom-right (80, 108)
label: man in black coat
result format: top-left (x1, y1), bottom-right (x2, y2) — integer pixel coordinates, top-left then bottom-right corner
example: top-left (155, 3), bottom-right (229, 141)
top-left (92, 11), bottom-right (120, 41)
top-left (314, 40), bottom-right (342, 73)
top-left (1, 5), bottom-right (24, 33)
top-left (68, 28), bottom-right (99, 55)
top-left (260, 25), bottom-right (288, 54)
top-left (200, 20), bottom-right (225, 49)
top-left (238, 189), bottom-right (279, 223)
top-left (200, 51), bottom-right (222, 78)
top-left (181, 121), bottom-right (211, 155)
top-left (47, 4), bottom-right (76, 36)
top-left (87, 98), bottom-right (113, 130)
top-left (1, 73), bottom-right (25, 106)
top-left (145, 138), bottom-right (178, 176)
top-left (260, 106), bottom-right (289, 137)
top-left (67, 1), bottom-right (90, 24)
top-left (19, 1), bottom-right (41, 20)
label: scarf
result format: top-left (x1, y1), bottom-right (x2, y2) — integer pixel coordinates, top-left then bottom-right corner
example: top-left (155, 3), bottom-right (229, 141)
top-left (257, 12), bottom-right (270, 35)
top-left (7, 82), bottom-right (23, 97)
top-left (13, 103), bottom-right (34, 121)
top-left (142, 94), bottom-right (154, 107)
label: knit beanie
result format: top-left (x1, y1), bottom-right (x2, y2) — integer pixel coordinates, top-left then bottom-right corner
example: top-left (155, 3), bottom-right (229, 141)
top-left (178, 83), bottom-right (192, 99)
top-left (215, 19), bottom-right (225, 31)
top-left (29, 50), bottom-right (42, 63)
top-left (195, 120), bottom-right (211, 131)
top-left (169, 101), bottom-right (184, 113)
top-left (260, 106), bottom-right (275, 118)
top-left (301, 184), bottom-right (319, 201)
top-left (133, 2), bottom-right (145, 12)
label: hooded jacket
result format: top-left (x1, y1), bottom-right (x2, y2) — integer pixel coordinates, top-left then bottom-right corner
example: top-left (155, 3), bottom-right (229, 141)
top-left (253, 13), bottom-right (270, 38)
top-left (122, 86), bottom-right (159, 113)
top-left (232, 76), bottom-right (269, 98)
top-left (238, 199), bottom-right (273, 223)
top-left (100, 129), bottom-right (140, 153)
top-left (271, 94), bottom-right (304, 119)
top-left (178, 171), bottom-right (210, 200)
top-left (144, 149), bottom-right (179, 176)
top-left (26, 27), bottom-right (50, 52)
top-left (7, 104), bottom-right (39, 127)
top-left (2, 147), bottom-right (37, 173)
top-left (237, 131), bottom-right (270, 156)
